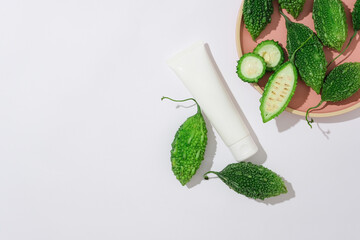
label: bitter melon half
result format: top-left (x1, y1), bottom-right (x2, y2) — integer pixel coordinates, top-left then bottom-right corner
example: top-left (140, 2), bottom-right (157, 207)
top-left (260, 33), bottom-right (313, 123)
top-left (243, 0), bottom-right (274, 40)
top-left (280, 9), bottom-right (327, 94)
top-left (278, 0), bottom-right (306, 19)
top-left (313, 0), bottom-right (348, 51)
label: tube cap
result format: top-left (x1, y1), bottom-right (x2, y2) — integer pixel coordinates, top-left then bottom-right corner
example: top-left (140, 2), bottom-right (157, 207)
top-left (229, 135), bottom-right (258, 162)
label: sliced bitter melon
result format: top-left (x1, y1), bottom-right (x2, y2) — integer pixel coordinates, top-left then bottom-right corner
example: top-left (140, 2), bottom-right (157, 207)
top-left (260, 33), bottom-right (314, 123)
top-left (260, 62), bottom-right (297, 122)
top-left (254, 40), bottom-right (285, 71)
top-left (236, 53), bottom-right (266, 83)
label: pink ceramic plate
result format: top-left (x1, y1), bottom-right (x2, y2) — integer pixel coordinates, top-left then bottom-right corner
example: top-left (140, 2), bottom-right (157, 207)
top-left (236, 0), bottom-right (360, 117)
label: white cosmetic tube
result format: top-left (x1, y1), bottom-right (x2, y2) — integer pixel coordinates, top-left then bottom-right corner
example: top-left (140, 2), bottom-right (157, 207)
top-left (167, 42), bottom-right (258, 161)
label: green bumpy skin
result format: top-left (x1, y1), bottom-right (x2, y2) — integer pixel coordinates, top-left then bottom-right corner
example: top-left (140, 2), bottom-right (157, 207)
top-left (204, 162), bottom-right (287, 200)
top-left (253, 40), bottom-right (285, 71)
top-left (279, 0), bottom-right (306, 19)
top-left (260, 62), bottom-right (298, 123)
top-left (243, 0), bottom-right (274, 40)
top-left (313, 0), bottom-right (348, 51)
top-left (306, 62), bottom-right (360, 127)
top-left (283, 14), bottom-right (327, 94)
top-left (236, 53), bottom-right (266, 83)
top-left (163, 98), bottom-right (208, 186)
top-left (327, 0), bottom-right (360, 67)
top-left (322, 62), bottom-right (360, 102)
top-left (353, 0), bottom-right (360, 31)
top-left (171, 108), bottom-right (207, 186)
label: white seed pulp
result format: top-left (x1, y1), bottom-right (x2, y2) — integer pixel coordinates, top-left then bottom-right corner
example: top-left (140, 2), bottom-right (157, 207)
top-left (263, 64), bottom-right (295, 118)
top-left (257, 45), bottom-right (281, 68)
top-left (240, 56), bottom-right (265, 79)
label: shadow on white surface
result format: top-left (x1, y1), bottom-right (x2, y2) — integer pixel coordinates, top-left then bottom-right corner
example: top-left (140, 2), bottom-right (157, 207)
top-left (187, 115), bottom-right (217, 189)
top-left (309, 108), bottom-right (360, 137)
top-left (316, 122), bottom-right (330, 139)
top-left (246, 142), bottom-right (267, 165)
top-left (256, 179), bottom-right (295, 205)
top-left (275, 107), bottom-right (360, 136)
top-left (315, 108), bottom-right (360, 124)
top-left (275, 112), bottom-right (301, 132)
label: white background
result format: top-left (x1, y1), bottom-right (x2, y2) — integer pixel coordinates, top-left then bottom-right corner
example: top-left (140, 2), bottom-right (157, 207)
top-left (0, 0), bottom-right (359, 239)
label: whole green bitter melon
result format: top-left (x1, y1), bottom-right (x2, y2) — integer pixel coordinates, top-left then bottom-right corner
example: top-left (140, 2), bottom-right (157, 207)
top-left (313, 0), bottom-right (348, 51)
top-left (328, 0), bottom-right (360, 66)
top-left (204, 162), bottom-right (287, 200)
top-left (162, 97), bottom-right (208, 185)
top-left (306, 63), bottom-right (360, 127)
top-left (278, 0), bottom-right (306, 19)
top-left (280, 9), bottom-right (327, 94)
top-left (243, 0), bottom-right (274, 40)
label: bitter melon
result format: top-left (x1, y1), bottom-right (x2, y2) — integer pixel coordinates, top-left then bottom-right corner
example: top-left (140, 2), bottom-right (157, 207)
top-left (353, 0), bottom-right (360, 31)
top-left (260, 62), bottom-right (298, 122)
top-left (162, 97), bottom-right (208, 185)
top-left (306, 63), bottom-right (360, 127)
top-left (280, 9), bottom-right (327, 94)
top-left (253, 40), bottom-right (285, 71)
top-left (313, 0), bottom-right (348, 51)
top-left (237, 53), bottom-right (266, 83)
top-left (204, 162), bottom-right (287, 200)
top-left (279, 0), bottom-right (306, 19)
top-left (243, 0), bottom-right (274, 40)
top-left (260, 33), bottom-right (313, 123)
top-left (328, 0), bottom-right (360, 66)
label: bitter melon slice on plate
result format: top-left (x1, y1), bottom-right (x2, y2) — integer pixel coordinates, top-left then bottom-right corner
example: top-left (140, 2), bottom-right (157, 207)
top-left (254, 40), bottom-right (285, 71)
top-left (237, 53), bottom-right (266, 83)
top-left (260, 62), bottom-right (297, 122)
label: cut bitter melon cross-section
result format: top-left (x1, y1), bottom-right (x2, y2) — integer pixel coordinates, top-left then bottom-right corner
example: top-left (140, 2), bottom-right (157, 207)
top-left (254, 40), bottom-right (285, 71)
top-left (236, 53), bottom-right (266, 83)
top-left (260, 62), bottom-right (297, 122)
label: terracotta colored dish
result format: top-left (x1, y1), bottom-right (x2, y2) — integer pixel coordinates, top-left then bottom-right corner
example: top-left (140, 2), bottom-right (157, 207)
top-left (236, 0), bottom-right (360, 117)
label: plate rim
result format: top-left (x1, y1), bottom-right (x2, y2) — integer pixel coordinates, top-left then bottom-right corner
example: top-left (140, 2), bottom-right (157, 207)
top-left (235, 3), bottom-right (360, 118)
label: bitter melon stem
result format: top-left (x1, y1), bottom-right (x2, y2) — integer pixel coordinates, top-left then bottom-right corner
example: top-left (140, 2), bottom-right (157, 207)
top-left (280, 6), bottom-right (315, 64)
top-left (161, 96), bottom-right (201, 112)
top-left (203, 171), bottom-right (218, 180)
top-left (327, 31), bottom-right (358, 68)
top-left (305, 100), bottom-right (324, 128)
top-left (290, 33), bottom-right (315, 64)
top-left (279, 7), bottom-right (291, 24)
